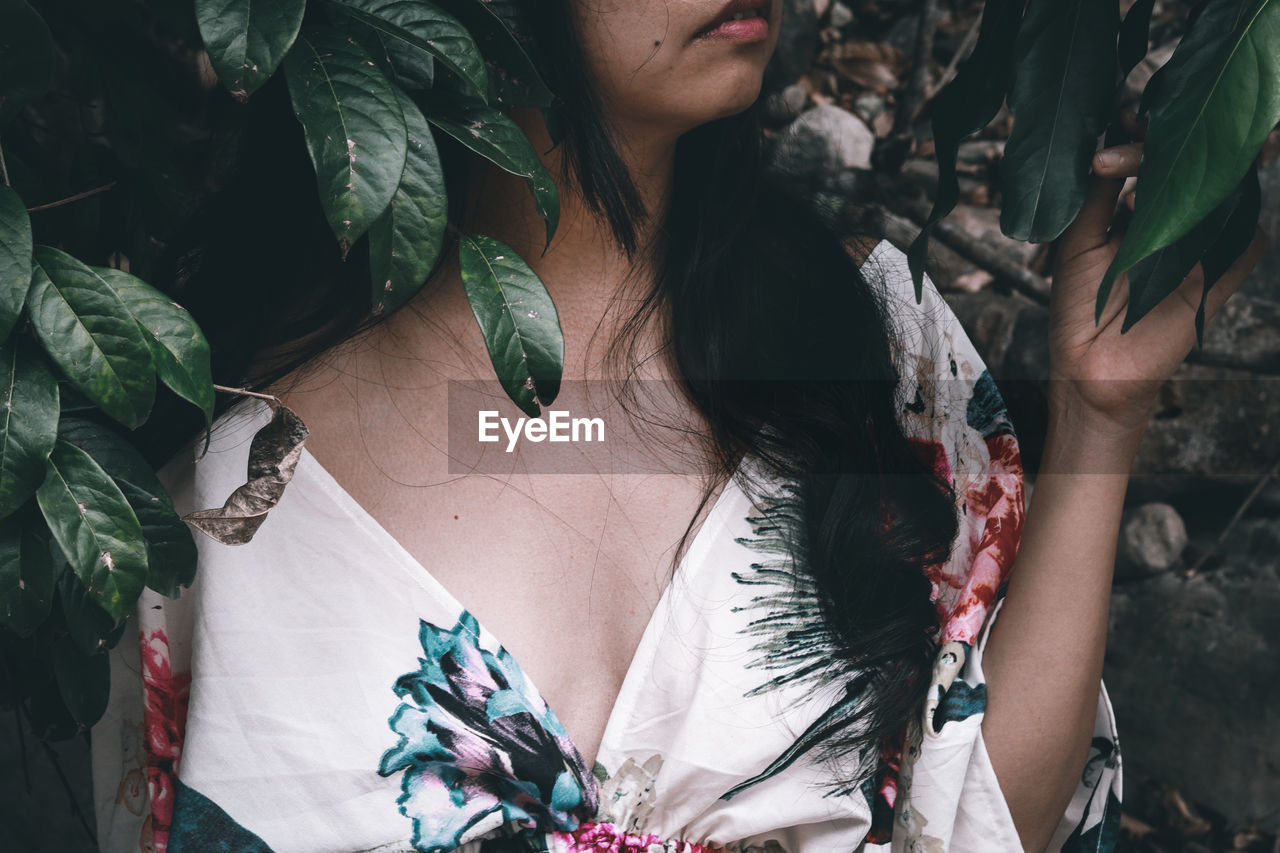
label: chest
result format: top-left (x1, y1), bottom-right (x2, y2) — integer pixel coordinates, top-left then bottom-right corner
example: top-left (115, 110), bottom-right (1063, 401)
top-left (284, 376), bottom-right (723, 767)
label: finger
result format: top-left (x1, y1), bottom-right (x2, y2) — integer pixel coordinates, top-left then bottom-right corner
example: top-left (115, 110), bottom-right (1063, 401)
top-left (1091, 142), bottom-right (1144, 177)
top-left (1059, 171), bottom-right (1126, 260)
top-left (1120, 109), bottom-right (1148, 141)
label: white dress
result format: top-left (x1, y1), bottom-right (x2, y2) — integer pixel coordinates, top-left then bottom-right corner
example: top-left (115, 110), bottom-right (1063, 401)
top-left (91, 239), bottom-right (1122, 853)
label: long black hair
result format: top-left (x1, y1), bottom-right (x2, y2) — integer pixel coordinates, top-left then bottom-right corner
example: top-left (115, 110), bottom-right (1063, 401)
top-left (144, 0), bottom-right (960, 791)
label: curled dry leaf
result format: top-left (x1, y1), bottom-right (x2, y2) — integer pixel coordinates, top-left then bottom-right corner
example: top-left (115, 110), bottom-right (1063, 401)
top-left (182, 404), bottom-right (310, 545)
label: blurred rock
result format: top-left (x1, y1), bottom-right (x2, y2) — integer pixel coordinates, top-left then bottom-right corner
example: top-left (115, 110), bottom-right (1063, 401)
top-left (1106, 515), bottom-right (1280, 832)
top-left (1134, 364), bottom-right (1280, 481)
top-left (764, 0), bottom-right (820, 91)
top-left (774, 104), bottom-right (875, 176)
top-left (763, 83), bottom-right (809, 126)
top-left (1198, 296), bottom-right (1280, 374)
top-left (1119, 502), bottom-right (1188, 577)
top-left (830, 1), bottom-right (854, 28)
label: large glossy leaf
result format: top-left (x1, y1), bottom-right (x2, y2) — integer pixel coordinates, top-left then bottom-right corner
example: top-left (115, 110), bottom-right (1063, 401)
top-left (52, 629), bottom-right (109, 727)
top-left (57, 418), bottom-right (171, 507)
top-left (908, 0), bottom-right (1023, 301)
top-left (120, 480), bottom-right (197, 597)
top-left (1196, 164), bottom-right (1262, 346)
top-left (56, 567), bottom-right (126, 656)
top-left (0, 510), bottom-right (54, 636)
top-left (58, 418), bottom-right (196, 597)
top-left (1096, 0), bottom-right (1280, 321)
top-left (369, 88), bottom-right (448, 315)
top-left (425, 97), bottom-right (559, 251)
top-left (999, 0), bottom-right (1120, 243)
top-left (0, 0), bottom-right (54, 125)
top-left (284, 28), bottom-right (409, 257)
top-left (429, 0), bottom-right (554, 107)
top-left (27, 247), bottom-right (156, 429)
top-left (93, 266), bottom-right (214, 425)
top-left (326, 0), bottom-right (488, 100)
top-left (1121, 174), bottom-right (1249, 332)
top-left (0, 339), bottom-right (58, 518)
top-left (195, 0), bottom-right (306, 100)
top-left (35, 440), bottom-right (148, 621)
top-left (458, 234), bottom-right (562, 417)
top-left (0, 186), bottom-right (32, 341)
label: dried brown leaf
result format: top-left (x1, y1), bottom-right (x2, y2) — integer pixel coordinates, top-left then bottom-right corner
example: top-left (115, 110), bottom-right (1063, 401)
top-left (182, 403), bottom-right (310, 545)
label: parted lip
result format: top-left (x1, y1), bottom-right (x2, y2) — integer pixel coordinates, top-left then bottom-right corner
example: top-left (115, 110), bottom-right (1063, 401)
top-left (694, 0), bottom-right (770, 37)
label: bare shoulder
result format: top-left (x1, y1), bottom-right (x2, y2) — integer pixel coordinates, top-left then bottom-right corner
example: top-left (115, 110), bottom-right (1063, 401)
top-left (843, 234), bottom-right (879, 269)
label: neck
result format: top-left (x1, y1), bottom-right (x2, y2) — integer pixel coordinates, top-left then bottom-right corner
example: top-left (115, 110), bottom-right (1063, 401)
top-left (458, 108), bottom-right (679, 319)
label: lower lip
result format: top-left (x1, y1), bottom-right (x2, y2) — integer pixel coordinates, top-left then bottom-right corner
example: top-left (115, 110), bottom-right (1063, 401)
top-left (695, 15), bottom-right (769, 41)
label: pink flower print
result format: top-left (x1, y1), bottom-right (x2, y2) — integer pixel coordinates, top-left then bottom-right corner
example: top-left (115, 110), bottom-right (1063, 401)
top-left (140, 629), bottom-right (191, 853)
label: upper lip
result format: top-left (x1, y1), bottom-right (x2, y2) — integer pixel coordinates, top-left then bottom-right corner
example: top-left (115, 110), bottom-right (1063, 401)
top-left (695, 0), bottom-right (769, 36)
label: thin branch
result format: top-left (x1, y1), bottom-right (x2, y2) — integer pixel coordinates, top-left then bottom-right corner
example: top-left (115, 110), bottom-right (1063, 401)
top-left (36, 733), bottom-right (99, 844)
top-left (894, 0), bottom-right (943, 139)
top-left (886, 195), bottom-right (1052, 304)
top-left (927, 9), bottom-right (984, 100)
top-left (25, 181), bottom-right (117, 213)
top-left (0, 138), bottom-right (9, 186)
top-left (1186, 457), bottom-right (1280, 575)
top-left (213, 383), bottom-right (279, 403)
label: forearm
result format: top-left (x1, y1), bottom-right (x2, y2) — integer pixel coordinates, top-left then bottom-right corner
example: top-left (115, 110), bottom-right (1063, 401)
top-left (979, 392), bottom-right (1146, 852)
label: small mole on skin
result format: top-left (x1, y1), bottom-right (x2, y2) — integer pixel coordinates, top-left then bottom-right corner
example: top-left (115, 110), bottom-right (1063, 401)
top-left (454, 515), bottom-right (459, 520)
top-left (653, 40), bottom-right (660, 46)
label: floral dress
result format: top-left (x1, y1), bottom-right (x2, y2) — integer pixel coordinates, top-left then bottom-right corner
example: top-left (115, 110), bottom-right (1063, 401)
top-left (91, 240), bottom-right (1122, 853)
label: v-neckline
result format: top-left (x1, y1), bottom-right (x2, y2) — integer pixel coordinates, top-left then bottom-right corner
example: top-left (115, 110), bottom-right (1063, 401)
top-left (290, 421), bottom-right (748, 776)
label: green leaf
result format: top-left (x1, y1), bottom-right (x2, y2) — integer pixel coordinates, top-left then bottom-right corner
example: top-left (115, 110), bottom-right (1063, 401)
top-left (429, 0), bottom-right (555, 107)
top-left (369, 87), bottom-right (448, 314)
top-left (195, 0), bottom-right (306, 100)
top-left (458, 233), bottom-right (562, 417)
top-left (27, 247), bottom-right (156, 430)
top-left (0, 186), bottom-right (33, 341)
top-left (1121, 176), bottom-right (1247, 332)
top-left (0, 510), bottom-right (54, 636)
top-left (1196, 164), bottom-right (1262, 346)
top-left (0, 0), bottom-right (54, 124)
top-left (58, 418), bottom-right (197, 597)
top-left (283, 28), bottom-right (409, 258)
top-left (35, 440), bottom-right (147, 621)
top-left (1118, 0), bottom-right (1156, 76)
top-left (909, 0), bottom-right (1023, 301)
top-left (57, 418), bottom-right (171, 507)
top-left (425, 97), bottom-right (559, 251)
top-left (999, 0), bottom-right (1120, 243)
top-left (52, 629), bottom-right (110, 727)
top-left (92, 266), bottom-right (214, 425)
top-left (325, 0), bottom-right (489, 100)
top-left (1096, 0), bottom-right (1280, 321)
top-left (0, 339), bottom-right (58, 518)
top-left (56, 566), bottom-right (125, 656)
top-left (120, 480), bottom-right (197, 597)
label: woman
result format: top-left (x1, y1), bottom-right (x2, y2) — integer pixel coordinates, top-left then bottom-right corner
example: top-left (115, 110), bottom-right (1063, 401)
top-left (91, 1), bottom-right (1267, 852)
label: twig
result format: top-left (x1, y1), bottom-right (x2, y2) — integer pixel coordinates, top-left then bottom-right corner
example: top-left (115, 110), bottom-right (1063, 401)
top-left (894, 0), bottom-right (943, 138)
top-left (887, 196), bottom-right (1052, 304)
top-left (37, 734), bottom-right (99, 844)
top-left (927, 9), bottom-right (983, 100)
top-left (213, 383), bottom-right (279, 403)
top-left (14, 704), bottom-right (31, 793)
top-left (1186, 457), bottom-right (1280, 575)
top-left (25, 181), bottom-right (117, 213)
top-left (0, 139), bottom-right (9, 186)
